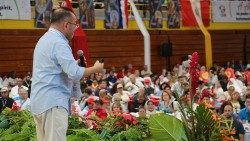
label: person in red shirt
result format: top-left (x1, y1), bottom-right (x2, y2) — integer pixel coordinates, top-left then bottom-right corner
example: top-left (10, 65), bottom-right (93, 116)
top-left (246, 67), bottom-right (250, 86)
top-left (85, 99), bottom-right (108, 129)
top-left (117, 67), bottom-right (126, 79)
top-left (86, 99), bottom-right (107, 120)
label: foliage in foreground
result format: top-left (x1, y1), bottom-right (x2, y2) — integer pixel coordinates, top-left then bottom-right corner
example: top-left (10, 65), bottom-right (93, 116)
top-left (0, 108), bottom-right (36, 141)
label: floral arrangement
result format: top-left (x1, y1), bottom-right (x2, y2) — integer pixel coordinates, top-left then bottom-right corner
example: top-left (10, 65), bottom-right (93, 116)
top-left (189, 51), bottom-right (200, 97)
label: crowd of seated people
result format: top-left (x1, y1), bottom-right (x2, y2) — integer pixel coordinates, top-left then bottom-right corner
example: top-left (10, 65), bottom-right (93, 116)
top-left (1, 59), bottom-right (250, 140)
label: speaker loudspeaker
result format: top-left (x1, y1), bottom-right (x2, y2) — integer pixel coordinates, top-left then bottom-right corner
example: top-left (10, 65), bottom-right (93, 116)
top-left (161, 42), bottom-right (172, 57)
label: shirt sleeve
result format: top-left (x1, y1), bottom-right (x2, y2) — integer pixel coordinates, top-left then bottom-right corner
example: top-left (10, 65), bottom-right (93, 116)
top-left (54, 42), bottom-right (84, 80)
top-left (236, 120), bottom-right (245, 135)
top-left (238, 110), bottom-right (245, 120)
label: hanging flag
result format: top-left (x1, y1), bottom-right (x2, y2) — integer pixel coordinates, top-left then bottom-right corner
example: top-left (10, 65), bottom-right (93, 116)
top-left (104, 0), bottom-right (128, 29)
top-left (61, 0), bottom-right (89, 64)
top-left (35, 0), bottom-right (53, 28)
top-left (149, 0), bottom-right (163, 28)
top-left (78, 0), bottom-right (95, 28)
top-left (120, 0), bottom-right (129, 29)
top-left (167, 0), bottom-right (180, 28)
top-left (180, 0), bottom-right (210, 27)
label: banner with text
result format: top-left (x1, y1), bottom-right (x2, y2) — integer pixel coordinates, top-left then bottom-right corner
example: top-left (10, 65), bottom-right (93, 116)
top-left (0, 0), bottom-right (31, 20)
top-left (212, 0), bottom-right (250, 22)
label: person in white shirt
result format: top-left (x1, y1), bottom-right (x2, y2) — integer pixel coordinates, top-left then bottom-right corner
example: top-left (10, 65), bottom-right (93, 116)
top-left (140, 65), bottom-right (152, 78)
top-left (9, 78), bottom-right (28, 100)
top-left (15, 87), bottom-right (30, 111)
top-left (112, 84), bottom-right (130, 112)
top-left (208, 69), bottom-right (218, 85)
top-left (2, 76), bottom-right (9, 87)
top-left (214, 82), bottom-right (229, 102)
top-left (224, 85), bottom-right (235, 101)
top-left (134, 70), bottom-right (144, 88)
top-left (171, 76), bottom-right (186, 97)
top-left (124, 74), bottom-right (140, 96)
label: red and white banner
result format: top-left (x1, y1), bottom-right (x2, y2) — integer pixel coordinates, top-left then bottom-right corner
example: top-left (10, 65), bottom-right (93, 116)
top-left (212, 1), bottom-right (250, 22)
top-left (180, 0), bottom-right (210, 27)
top-left (120, 0), bottom-right (129, 29)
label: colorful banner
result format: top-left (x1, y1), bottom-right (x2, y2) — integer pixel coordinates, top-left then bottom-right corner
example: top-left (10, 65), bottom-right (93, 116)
top-left (149, 0), bottom-right (163, 28)
top-left (180, 0), bottom-right (210, 27)
top-left (167, 0), bottom-right (180, 28)
top-left (104, 0), bottom-right (124, 29)
top-left (35, 0), bottom-right (53, 28)
top-left (79, 0), bottom-right (95, 28)
top-left (212, 1), bottom-right (250, 22)
top-left (0, 0), bottom-right (31, 20)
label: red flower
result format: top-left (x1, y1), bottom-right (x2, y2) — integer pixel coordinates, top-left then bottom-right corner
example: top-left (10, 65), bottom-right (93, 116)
top-left (122, 113), bottom-right (138, 125)
top-left (189, 52), bottom-right (199, 96)
top-left (11, 101), bottom-right (20, 112)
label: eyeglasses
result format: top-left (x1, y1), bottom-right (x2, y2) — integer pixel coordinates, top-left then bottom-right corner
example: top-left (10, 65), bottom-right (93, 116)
top-left (67, 21), bottom-right (79, 28)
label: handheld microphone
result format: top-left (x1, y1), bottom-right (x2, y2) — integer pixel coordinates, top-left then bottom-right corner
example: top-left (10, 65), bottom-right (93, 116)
top-left (77, 50), bottom-right (86, 67)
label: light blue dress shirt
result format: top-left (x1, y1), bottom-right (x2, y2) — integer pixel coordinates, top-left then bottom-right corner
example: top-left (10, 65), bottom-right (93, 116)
top-left (30, 28), bottom-right (84, 115)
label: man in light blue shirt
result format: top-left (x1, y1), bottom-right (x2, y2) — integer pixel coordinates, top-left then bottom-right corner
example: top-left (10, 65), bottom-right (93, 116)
top-left (31, 7), bottom-right (104, 141)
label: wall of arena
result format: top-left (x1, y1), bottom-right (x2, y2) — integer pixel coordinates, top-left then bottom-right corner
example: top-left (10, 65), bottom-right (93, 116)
top-left (0, 29), bottom-right (250, 77)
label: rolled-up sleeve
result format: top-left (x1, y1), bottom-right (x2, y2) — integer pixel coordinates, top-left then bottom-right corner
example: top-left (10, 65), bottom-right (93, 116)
top-left (54, 42), bottom-right (84, 80)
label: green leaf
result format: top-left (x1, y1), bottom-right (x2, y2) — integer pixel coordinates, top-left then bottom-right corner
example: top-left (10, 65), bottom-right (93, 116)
top-left (67, 134), bottom-right (84, 141)
top-left (194, 105), bottom-right (221, 141)
top-left (149, 113), bottom-right (188, 141)
top-left (0, 115), bottom-right (9, 129)
top-left (67, 129), bottom-right (100, 141)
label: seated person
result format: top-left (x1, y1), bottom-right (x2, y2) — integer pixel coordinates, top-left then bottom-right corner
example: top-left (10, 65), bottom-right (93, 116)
top-left (138, 106), bottom-right (147, 118)
top-left (130, 92), bottom-right (147, 112)
top-left (239, 94), bottom-right (250, 123)
top-left (145, 100), bottom-right (160, 116)
top-left (199, 89), bottom-right (214, 109)
top-left (0, 87), bottom-right (14, 113)
top-left (111, 102), bottom-right (123, 116)
top-left (157, 89), bottom-right (178, 114)
top-left (79, 87), bottom-right (93, 111)
top-left (230, 91), bottom-right (245, 114)
top-left (131, 105), bottom-right (147, 118)
top-left (15, 87), bottom-right (30, 111)
top-left (112, 84), bottom-right (130, 112)
top-left (219, 101), bottom-right (245, 141)
top-left (78, 96), bottom-right (96, 117)
top-left (85, 99), bottom-right (108, 129)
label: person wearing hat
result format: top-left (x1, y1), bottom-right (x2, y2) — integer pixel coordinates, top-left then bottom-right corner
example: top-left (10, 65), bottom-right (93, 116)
top-left (112, 84), bottom-right (130, 112)
top-left (144, 78), bottom-right (154, 96)
top-left (0, 87), bottom-right (14, 113)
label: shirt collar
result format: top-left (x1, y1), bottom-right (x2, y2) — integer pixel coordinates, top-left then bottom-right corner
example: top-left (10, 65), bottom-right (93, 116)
top-left (48, 28), bottom-right (69, 43)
